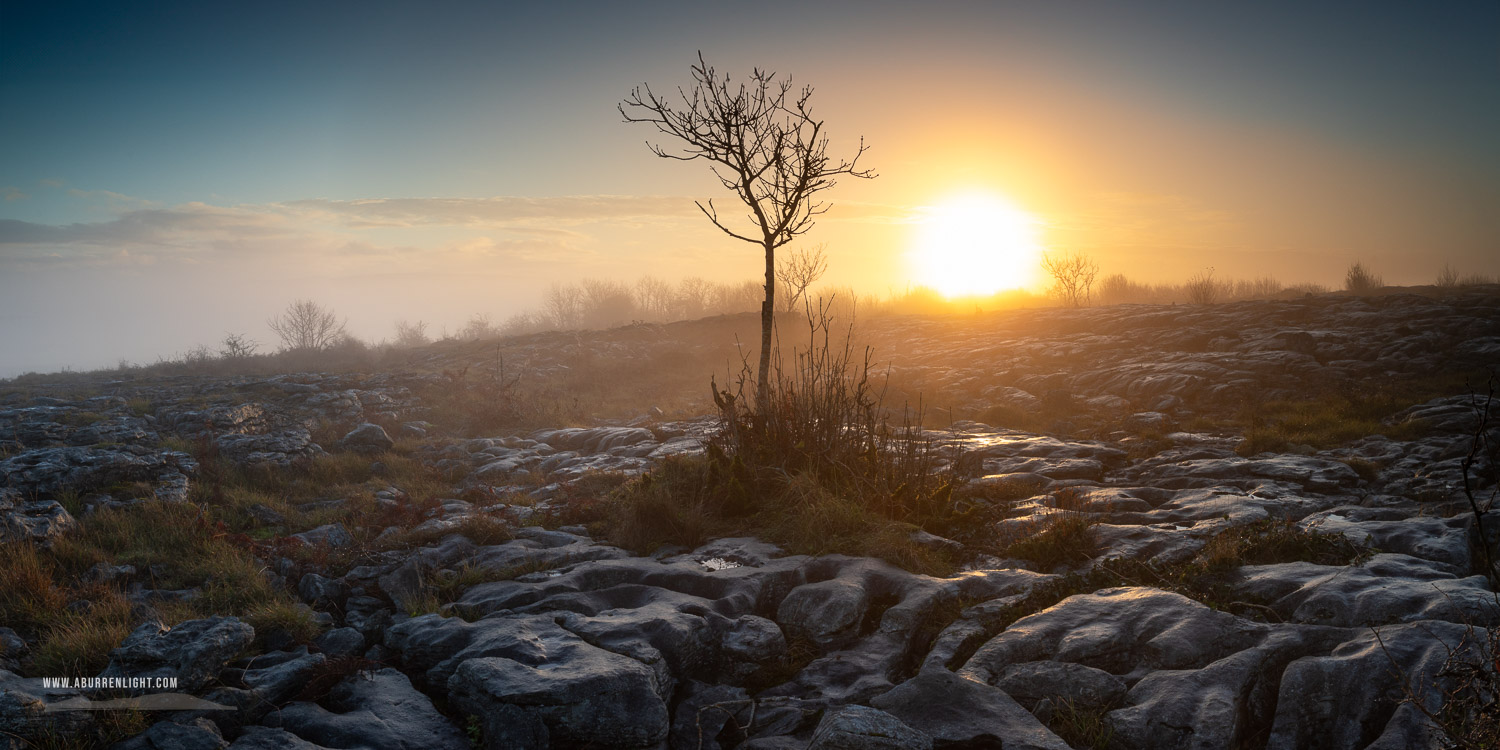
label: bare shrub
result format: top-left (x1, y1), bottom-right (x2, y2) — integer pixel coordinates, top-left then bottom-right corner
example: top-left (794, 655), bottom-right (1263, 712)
top-left (777, 243), bottom-right (829, 313)
top-left (1231, 276), bottom-right (1282, 300)
top-left (1097, 274), bottom-right (1133, 305)
top-left (268, 300), bottom-right (347, 353)
top-left (1096, 274), bottom-right (1175, 305)
top-left (220, 332), bottom-right (258, 359)
top-left (605, 295), bottom-right (957, 574)
top-left (460, 313), bottom-right (499, 341)
top-left (815, 286), bottom-right (862, 331)
top-left (392, 320), bottom-right (430, 348)
top-left (499, 312), bottom-right (547, 336)
top-left (712, 296), bottom-right (946, 522)
top-left (1186, 267), bottom-right (1219, 304)
top-left (1376, 378), bottom-right (1499, 749)
top-left (1459, 377), bottom-right (1498, 587)
top-left (579, 279), bottom-right (636, 329)
top-left (1345, 261), bottom-right (1384, 294)
top-left (1042, 251), bottom-right (1099, 307)
top-left (1434, 264), bottom-right (1496, 289)
top-left (1376, 616), bottom-right (1499, 750)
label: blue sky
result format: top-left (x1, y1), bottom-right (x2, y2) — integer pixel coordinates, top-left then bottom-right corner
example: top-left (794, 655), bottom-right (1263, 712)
top-left (2, 0), bottom-right (1497, 373)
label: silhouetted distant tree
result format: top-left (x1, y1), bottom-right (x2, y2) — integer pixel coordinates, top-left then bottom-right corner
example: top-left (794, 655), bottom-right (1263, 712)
top-left (580, 279), bottom-right (635, 329)
top-left (220, 332), bottom-right (258, 359)
top-left (634, 276), bottom-right (676, 320)
top-left (268, 300), bottom-right (346, 353)
top-left (622, 53), bottom-right (874, 410)
top-left (1344, 261), bottom-right (1384, 294)
top-left (545, 283), bottom-right (583, 330)
top-left (461, 313), bottom-right (499, 341)
top-left (1041, 251), bottom-right (1099, 307)
top-left (393, 320), bottom-right (430, 348)
top-left (1186, 267), bottom-right (1220, 305)
top-left (777, 243), bottom-right (829, 313)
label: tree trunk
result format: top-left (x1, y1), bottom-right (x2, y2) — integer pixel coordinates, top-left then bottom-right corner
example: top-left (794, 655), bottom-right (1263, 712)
top-left (757, 242), bottom-right (775, 412)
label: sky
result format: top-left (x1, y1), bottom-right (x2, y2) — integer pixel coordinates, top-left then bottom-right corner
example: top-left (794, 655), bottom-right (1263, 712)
top-left (2, 0), bottom-right (1497, 374)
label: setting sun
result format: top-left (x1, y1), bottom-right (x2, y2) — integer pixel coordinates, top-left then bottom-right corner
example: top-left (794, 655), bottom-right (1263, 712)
top-left (911, 193), bottom-right (1045, 297)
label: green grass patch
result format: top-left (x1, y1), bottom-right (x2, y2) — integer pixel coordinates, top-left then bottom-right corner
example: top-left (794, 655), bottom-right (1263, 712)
top-left (1001, 514), bottom-right (1098, 571)
top-left (0, 543), bottom-right (70, 634)
top-left (28, 588), bottom-right (135, 676)
top-left (243, 599), bottom-right (322, 647)
top-left (1341, 457), bottom-right (1382, 482)
top-left (992, 487), bottom-right (1100, 571)
top-left (1233, 371), bottom-right (1486, 455)
top-left (1199, 518), bottom-right (1371, 571)
top-left (376, 514), bottom-right (515, 553)
top-left (596, 453), bottom-right (957, 576)
top-left (9, 499), bottom-right (316, 676)
top-left (57, 410), bottom-right (106, 427)
top-left (1046, 698), bottom-right (1117, 750)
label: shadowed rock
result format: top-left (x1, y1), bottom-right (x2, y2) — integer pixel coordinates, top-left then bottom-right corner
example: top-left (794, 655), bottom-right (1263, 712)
top-left (870, 668), bottom-right (1070, 749)
top-left (100, 617), bottom-right (255, 694)
top-left (264, 668), bottom-right (467, 750)
top-left (808, 704), bottom-right (933, 750)
top-left (446, 617), bottom-right (669, 749)
top-left (339, 423), bottom-right (393, 454)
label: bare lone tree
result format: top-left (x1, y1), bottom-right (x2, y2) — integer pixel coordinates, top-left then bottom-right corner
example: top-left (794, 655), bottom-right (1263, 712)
top-left (268, 299), bottom-right (346, 353)
top-left (777, 243), bottom-right (829, 313)
top-left (1041, 251), bottom-right (1099, 308)
top-left (621, 53), bottom-right (874, 410)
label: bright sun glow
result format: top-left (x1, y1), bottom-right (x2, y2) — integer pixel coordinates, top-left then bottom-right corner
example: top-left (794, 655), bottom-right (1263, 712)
top-left (911, 193), bottom-right (1044, 297)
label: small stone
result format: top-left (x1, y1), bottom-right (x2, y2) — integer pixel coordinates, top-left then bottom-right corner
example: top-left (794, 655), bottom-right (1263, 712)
top-left (808, 705), bottom-right (932, 750)
top-left (339, 423), bottom-right (393, 454)
top-left (288, 523), bottom-right (353, 548)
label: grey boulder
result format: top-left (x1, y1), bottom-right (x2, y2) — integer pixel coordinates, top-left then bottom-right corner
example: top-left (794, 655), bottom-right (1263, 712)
top-left (100, 618), bottom-right (255, 694)
top-left (108, 717), bottom-right (227, 750)
top-left (808, 705), bottom-right (933, 750)
top-left (777, 578), bottom-right (870, 650)
top-left (265, 668), bottom-right (466, 750)
top-left (870, 668), bottom-right (1071, 750)
top-left (339, 423), bottom-right (394, 454)
top-left (447, 616), bottom-right (669, 749)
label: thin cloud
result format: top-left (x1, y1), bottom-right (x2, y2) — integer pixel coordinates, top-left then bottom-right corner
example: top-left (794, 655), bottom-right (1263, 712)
top-left (0, 204), bottom-right (290, 247)
top-left (278, 195), bottom-right (701, 228)
top-left (1, 193), bottom-right (697, 271)
top-left (65, 188), bottom-right (159, 212)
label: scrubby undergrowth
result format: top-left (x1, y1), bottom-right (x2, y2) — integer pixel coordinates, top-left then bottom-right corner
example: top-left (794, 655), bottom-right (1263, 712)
top-left (585, 311), bottom-right (965, 575)
top-left (0, 432), bottom-right (464, 680)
